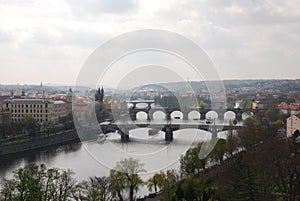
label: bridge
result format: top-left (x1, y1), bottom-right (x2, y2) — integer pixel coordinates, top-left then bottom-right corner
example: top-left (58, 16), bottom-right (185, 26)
top-left (108, 99), bottom-right (266, 122)
top-left (109, 107), bottom-right (266, 122)
top-left (103, 100), bottom-right (262, 142)
top-left (100, 120), bottom-right (243, 142)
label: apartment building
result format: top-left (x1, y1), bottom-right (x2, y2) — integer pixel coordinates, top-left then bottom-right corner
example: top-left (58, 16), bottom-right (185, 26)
top-left (3, 99), bottom-right (67, 123)
top-left (286, 114), bottom-right (300, 137)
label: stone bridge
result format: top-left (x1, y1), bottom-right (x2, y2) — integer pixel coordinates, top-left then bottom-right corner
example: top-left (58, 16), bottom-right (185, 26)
top-left (100, 121), bottom-right (243, 142)
top-left (108, 107), bottom-right (266, 122)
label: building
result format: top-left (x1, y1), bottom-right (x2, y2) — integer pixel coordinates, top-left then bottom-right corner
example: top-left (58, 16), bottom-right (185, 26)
top-left (2, 99), bottom-right (67, 124)
top-left (277, 103), bottom-right (300, 115)
top-left (0, 108), bottom-right (11, 124)
top-left (95, 87), bottom-right (104, 102)
top-left (286, 114), bottom-right (300, 137)
top-left (252, 100), bottom-right (265, 109)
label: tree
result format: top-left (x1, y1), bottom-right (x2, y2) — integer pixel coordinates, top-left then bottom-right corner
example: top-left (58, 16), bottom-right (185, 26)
top-left (208, 138), bottom-right (227, 164)
top-left (244, 116), bottom-right (260, 128)
top-left (146, 173), bottom-right (161, 193)
top-left (147, 170), bottom-right (179, 201)
top-left (76, 176), bottom-right (110, 201)
top-left (225, 132), bottom-right (239, 158)
top-left (0, 163), bottom-right (76, 201)
top-left (111, 158), bottom-right (145, 201)
top-left (180, 143), bottom-right (207, 178)
top-left (109, 169), bottom-right (127, 201)
top-left (95, 102), bottom-right (112, 122)
top-left (23, 114), bottom-right (36, 136)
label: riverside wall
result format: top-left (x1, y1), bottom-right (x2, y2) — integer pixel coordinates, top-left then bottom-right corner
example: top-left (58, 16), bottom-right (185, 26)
top-left (0, 130), bottom-right (81, 156)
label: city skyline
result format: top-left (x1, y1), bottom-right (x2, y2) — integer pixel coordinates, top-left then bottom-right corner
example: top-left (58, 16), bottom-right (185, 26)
top-left (0, 0), bottom-right (299, 85)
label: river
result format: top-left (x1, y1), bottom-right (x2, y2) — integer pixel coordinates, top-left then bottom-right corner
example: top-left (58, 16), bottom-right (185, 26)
top-left (0, 125), bottom-right (228, 197)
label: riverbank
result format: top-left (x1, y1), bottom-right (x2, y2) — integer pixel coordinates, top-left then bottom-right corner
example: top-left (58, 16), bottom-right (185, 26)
top-left (0, 130), bottom-right (80, 157)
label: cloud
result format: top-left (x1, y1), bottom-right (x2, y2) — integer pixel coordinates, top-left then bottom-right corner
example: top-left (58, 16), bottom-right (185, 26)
top-left (65, 0), bottom-right (138, 17)
top-left (0, 0), bottom-right (299, 84)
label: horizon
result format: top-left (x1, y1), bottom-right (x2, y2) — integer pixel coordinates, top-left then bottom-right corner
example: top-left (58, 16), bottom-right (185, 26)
top-left (1, 77), bottom-right (300, 87)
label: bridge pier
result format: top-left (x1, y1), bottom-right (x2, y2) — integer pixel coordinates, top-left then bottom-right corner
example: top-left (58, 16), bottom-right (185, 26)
top-left (217, 112), bottom-right (224, 122)
top-left (120, 128), bottom-right (129, 142)
top-left (165, 111), bottom-right (171, 121)
top-left (236, 112), bottom-right (242, 122)
top-left (200, 112), bottom-right (206, 120)
top-left (164, 125), bottom-right (173, 141)
top-left (182, 112), bottom-right (188, 121)
top-left (129, 109), bottom-right (137, 121)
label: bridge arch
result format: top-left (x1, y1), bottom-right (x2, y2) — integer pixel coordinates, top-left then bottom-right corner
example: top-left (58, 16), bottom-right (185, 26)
top-left (136, 111), bottom-right (148, 121)
top-left (171, 111), bottom-right (183, 120)
top-left (152, 110), bottom-right (166, 120)
top-left (224, 111), bottom-right (236, 122)
top-left (188, 111), bottom-right (200, 120)
top-left (242, 112), bottom-right (253, 120)
top-left (135, 103), bottom-right (149, 109)
top-left (205, 111), bottom-right (218, 120)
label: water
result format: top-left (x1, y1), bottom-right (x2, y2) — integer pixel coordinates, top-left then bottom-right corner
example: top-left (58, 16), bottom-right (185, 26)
top-left (0, 126), bottom-right (228, 196)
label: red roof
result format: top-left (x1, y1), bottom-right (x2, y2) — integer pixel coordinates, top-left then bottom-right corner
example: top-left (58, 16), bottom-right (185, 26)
top-left (277, 103), bottom-right (300, 111)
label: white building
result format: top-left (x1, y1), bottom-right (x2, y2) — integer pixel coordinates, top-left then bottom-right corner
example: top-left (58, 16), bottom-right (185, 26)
top-left (3, 99), bottom-right (67, 124)
top-left (286, 114), bottom-right (300, 137)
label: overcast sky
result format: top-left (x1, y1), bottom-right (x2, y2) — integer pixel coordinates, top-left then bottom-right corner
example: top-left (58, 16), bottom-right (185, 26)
top-left (0, 0), bottom-right (299, 86)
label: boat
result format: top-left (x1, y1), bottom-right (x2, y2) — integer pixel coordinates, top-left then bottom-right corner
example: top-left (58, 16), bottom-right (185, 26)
top-left (148, 128), bottom-right (159, 136)
top-left (97, 133), bottom-right (106, 143)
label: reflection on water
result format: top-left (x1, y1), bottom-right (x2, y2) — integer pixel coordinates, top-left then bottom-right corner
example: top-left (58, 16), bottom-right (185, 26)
top-left (0, 143), bottom-right (82, 179)
top-left (0, 128), bottom-right (228, 195)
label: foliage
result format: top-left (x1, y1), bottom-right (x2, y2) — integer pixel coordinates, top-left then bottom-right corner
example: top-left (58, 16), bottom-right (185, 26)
top-left (111, 158), bottom-right (145, 201)
top-left (180, 143), bottom-right (207, 178)
top-left (242, 99), bottom-right (253, 109)
top-left (75, 176), bottom-right (110, 201)
top-left (95, 102), bottom-right (112, 122)
top-left (243, 116), bottom-right (260, 128)
top-left (208, 139), bottom-right (227, 164)
top-left (154, 96), bottom-right (180, 108)
top-left (23, 114), bottom-right (36, 135)
top-left (149, 169), bottom-right (179, 201)
top-left (0, 163), bottom-right (76, 201)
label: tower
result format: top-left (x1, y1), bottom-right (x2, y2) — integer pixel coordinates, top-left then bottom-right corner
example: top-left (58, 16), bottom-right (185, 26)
top-left (95, 86), bottom-right (104, 102)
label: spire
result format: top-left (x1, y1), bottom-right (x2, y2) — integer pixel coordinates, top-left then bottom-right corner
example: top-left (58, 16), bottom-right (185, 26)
top-left (101, 86), bottom-right (104, 94)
